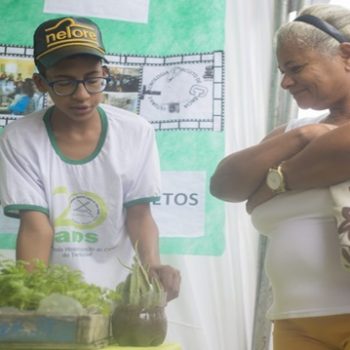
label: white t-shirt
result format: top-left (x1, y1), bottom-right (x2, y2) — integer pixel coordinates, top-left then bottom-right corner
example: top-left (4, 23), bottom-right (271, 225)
top-left (251, 116), bottom-right (350, 320)
top-left (0, 104), bottom-right (161, 290)
top-left (329, 180), bottom-right (350, 269)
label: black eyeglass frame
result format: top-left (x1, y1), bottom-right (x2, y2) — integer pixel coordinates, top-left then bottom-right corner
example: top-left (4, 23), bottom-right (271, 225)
top-left (40, 75), bottom-right (111, 96)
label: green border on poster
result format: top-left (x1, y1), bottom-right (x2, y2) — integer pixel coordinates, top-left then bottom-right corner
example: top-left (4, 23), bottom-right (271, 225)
top-left (0, 233), bottom-right (16, 249)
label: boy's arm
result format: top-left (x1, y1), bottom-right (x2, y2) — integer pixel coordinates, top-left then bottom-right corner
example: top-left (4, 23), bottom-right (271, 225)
top-left (126, 203), bottom-right (181, 301)
top-left (16, 211), bottom-right (54, 270)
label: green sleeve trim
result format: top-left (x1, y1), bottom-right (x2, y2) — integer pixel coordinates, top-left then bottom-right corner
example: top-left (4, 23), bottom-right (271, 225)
top-left (4, 204), bottom-right (49, 218)
top-left (124, 196), bottom-right (160, 208)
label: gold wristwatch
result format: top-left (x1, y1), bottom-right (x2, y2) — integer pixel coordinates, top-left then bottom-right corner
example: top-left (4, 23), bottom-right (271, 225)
top-left (266, 163), bottom-right (287, 193)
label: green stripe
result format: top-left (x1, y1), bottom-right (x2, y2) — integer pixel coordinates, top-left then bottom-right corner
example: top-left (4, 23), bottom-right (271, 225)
top-left (0, 233), bottom-right (16, 249)
top-left (4, 204), bottom-right (49, 218)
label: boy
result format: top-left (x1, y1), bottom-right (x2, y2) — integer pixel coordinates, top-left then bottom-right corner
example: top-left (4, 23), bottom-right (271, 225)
top-left (0, 16), bottom-right (180, 300)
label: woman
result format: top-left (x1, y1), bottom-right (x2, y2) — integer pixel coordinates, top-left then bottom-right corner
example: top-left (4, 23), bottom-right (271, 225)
top-left (211, 4), bottom-right (350, 350)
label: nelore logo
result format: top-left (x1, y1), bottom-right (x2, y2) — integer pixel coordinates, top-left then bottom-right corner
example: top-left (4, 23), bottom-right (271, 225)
top-left (45, 18), bottom-right (98, 49)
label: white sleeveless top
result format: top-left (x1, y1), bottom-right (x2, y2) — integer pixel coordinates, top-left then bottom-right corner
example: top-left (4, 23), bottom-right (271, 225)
top-left (251, 116), bottom-right (350, 320)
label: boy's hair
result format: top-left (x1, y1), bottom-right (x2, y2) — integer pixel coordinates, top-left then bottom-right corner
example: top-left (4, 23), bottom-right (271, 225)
top-left (33, 16), bottom-right (108, 71)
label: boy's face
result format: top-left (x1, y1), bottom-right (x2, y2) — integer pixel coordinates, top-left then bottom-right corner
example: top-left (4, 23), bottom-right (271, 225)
top-left (35, 55), bottom-right (107, 124)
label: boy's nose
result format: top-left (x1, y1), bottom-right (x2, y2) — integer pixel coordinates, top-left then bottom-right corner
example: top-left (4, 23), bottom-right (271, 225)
top-left (72, 81), bottom-right (90, 99)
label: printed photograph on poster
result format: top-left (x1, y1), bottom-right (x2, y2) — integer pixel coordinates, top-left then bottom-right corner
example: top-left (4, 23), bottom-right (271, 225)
top-left (0, 57), bottom-right (44, 122)
top-left (102, 65), bottom-right (141, 113)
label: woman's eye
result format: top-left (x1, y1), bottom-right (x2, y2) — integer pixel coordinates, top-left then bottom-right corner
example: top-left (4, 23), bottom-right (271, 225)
top-left (289, 65), bottom-right (303, 74)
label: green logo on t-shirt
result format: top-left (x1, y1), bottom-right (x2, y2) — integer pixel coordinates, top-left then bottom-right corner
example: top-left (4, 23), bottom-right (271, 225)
top-left (54, 187), bottom-right (108, 230)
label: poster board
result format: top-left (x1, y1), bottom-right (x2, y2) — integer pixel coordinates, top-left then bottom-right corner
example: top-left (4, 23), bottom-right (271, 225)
top-left (0, 0), bottom-right (225, 256)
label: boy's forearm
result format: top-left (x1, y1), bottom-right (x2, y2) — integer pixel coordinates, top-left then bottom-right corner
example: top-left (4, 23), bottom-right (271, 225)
top-left (135, 229), bottom-right (161, 268)
top-left (126, 204), bottom-right (181, 302)
top-left (126, 204), bottom-right (161, 267)
top-left (17, 211), bottom-right (54, 270)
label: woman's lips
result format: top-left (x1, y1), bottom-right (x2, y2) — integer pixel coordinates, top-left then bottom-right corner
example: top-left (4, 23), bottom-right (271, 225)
top-left (291, 89), bottom-right (307, 97)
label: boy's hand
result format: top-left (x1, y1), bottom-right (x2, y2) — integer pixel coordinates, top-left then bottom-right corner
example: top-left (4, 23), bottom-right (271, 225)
top-left (150, 265), bottom-right (181, 302)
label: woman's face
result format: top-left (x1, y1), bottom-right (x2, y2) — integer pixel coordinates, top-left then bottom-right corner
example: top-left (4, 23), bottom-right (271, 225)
top-left (277, 42), bottom-right (349, 110)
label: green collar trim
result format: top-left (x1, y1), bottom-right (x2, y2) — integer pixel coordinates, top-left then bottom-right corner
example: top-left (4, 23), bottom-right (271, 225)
top-left (43, 106), bottom-right (108, 164)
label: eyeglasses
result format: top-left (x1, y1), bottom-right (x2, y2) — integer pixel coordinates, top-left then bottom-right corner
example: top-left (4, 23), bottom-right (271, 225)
top-left (42, 76), bottom-right (110, 96)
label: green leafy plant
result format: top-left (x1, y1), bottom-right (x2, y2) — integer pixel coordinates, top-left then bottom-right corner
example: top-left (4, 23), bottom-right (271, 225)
top-left (0, 259), bottom-right (119, 315)
top-left (115, 253), bottom-right (166, 309)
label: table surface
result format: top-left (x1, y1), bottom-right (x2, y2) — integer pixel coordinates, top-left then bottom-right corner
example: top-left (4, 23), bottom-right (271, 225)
top-left (0, 343), bottom-right (182, 350)
top-left (102, 343), bottom-right (181, 350)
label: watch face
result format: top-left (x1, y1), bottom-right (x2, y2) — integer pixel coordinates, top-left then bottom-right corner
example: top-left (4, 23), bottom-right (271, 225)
top-left (267, 170), bottom-right (281, 190)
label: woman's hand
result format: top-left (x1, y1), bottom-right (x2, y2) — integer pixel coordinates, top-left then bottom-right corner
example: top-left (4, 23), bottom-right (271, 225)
top-left (246, 183), bottom-right (276, 214)
top-left (245, 123), bottom-right (338, 213)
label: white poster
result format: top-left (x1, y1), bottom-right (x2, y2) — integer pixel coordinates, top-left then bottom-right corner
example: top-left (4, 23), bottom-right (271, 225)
top-left (152, 171), bottom-right (206, 238)
top-left (44, 0), bottom-right (149, 23)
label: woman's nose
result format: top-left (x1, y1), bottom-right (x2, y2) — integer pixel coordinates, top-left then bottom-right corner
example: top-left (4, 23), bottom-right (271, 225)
top-left (280, 73), bottom-right (295, 90)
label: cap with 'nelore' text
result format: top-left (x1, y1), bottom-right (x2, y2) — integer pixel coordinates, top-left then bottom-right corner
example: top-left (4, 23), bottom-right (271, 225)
top-left (33, 16), bottom-right (108, 69)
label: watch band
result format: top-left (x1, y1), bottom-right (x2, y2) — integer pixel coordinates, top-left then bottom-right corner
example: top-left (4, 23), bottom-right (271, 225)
top-left (275, 163), bottom-right (286, 193)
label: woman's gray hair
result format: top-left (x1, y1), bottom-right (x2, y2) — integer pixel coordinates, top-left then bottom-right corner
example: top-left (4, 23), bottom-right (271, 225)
top-left (276, 4), bottom-right (350, 55)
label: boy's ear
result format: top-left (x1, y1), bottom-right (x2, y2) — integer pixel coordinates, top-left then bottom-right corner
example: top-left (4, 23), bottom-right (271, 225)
top-left (32, 73), bottom-right (48, 93)
top-left (102, 65), bottom-right (110, 77)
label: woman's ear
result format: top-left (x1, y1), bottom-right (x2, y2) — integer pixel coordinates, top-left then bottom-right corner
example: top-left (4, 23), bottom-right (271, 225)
top-left (32, 73), bottom-right (48, 93)
top-left (339, 43), bottom-right (350, 70)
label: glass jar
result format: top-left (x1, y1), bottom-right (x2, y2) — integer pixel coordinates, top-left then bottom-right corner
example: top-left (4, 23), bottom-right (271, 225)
top-left (111, 305), bottom-right (167, 346)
